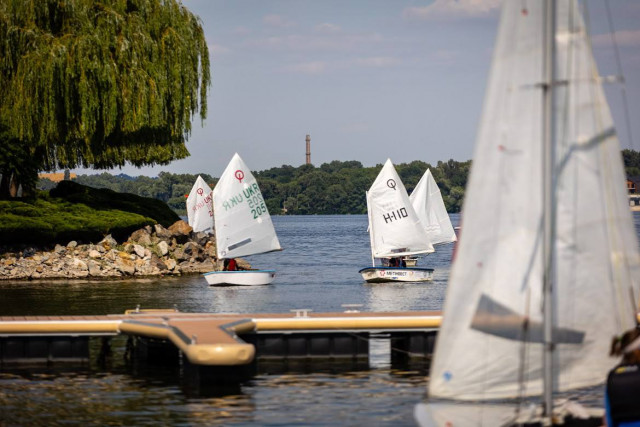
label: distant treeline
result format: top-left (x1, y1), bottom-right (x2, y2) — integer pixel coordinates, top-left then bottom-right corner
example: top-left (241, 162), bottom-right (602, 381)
top-left (623, 149), bottom-right (640, 176)
top-left (37, 149), bottom-right (640, 215)
top-left (37, 159), bottom-right (469, 215)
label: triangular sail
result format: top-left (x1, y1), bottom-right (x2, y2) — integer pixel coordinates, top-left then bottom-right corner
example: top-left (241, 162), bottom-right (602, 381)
top-left (368, 159), bottom-right (434, 258)
top-left (409, 169), bottom-right (457, 246)
top-left (428, 0), bottom-right (640, 402)
top-left (214, 153), bottom-right (281, 259)
top-left (186, 175), bottom-right (213, 233)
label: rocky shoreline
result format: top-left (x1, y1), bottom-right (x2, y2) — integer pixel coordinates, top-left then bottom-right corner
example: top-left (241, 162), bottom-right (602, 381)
top-left (0, 220), bottom-right (248, 281)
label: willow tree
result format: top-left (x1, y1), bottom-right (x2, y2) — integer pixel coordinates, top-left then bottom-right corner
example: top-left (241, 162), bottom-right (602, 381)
top-left (0, 0), bottom-right (210, 197)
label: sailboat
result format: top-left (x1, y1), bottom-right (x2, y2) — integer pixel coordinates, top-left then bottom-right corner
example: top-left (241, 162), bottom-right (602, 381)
top-left (416, 0), bottom-right (640, 425)
top-left (359, 159), bottom-right (436, 283)
top-left (186, 175), bottom-right (213, 234)
top-left (203, 153), bottom-right (282, 286)
top-left (405, 169), bottom-right (457, 266)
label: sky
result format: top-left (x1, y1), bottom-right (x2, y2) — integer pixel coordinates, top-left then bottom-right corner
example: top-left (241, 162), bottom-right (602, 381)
top-left (72, 0), bottom-right (640, 178)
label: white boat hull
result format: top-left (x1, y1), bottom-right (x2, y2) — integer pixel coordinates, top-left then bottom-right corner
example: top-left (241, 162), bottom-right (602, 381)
top-left (358, 267), bottom-right (434, 283)
top-left (203, 270), bottom-right (276, 286)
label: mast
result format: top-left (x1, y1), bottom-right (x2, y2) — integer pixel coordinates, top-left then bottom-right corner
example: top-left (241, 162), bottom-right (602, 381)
top-left (541, 0), bottom-right (557, 418)
top-left (366, 191), bottom-right (375, 267)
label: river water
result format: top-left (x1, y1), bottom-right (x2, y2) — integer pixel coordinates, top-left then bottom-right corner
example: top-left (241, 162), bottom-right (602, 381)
top-left (0, 213), bottom-right (638, 426)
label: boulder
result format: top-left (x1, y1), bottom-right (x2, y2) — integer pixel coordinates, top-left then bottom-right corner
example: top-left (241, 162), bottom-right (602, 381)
top-left (157, 241), bottom-right (169, 256)
top-left (164, 258), bottom-right (177, 271)
top-left (173, 247), bottom-right (189, 262)
top-left (150, 254), bottom-right (168, 271)
top-left (23, 247), bottom-right (37, 258)
top-left (168, 220), bottom-right (192, 244)
top-left (100, 235), bottom-right (118, 251)
top-left (183, 242), bottom-right (202, 257)
top-left (133, 244), bottom-right (146, 258)
top-left (89, 250), bottom-right (101, 259)
top-left (129, 229), bottom-right (152, 246)
top-left (72, 258), bottom-right (88, 271)
top-left (193, 232), bottom-right (211, 246)
top-left (115, 257), bottom-right (135, 275)
top-left (87, 260), bottom-right (102, 276)
top-left (154, 224), bottom-right (172, 239)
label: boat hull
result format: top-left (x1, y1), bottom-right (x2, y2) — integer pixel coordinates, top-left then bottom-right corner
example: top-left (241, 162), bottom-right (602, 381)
top-left (203, 270), bottom-right (276, 286)
top-left (358, 267), bottom-right (434, 283)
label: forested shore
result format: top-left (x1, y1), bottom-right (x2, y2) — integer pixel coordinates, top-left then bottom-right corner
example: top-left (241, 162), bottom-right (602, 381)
top-left (40, 159), bottom-right (472, 215)
top-left (38, 148), bottom-right (640, 216)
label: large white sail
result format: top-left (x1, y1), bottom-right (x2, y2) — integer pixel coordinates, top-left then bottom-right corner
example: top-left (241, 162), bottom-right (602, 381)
top-left (428, 0), bottom-right (640, 402)
top-left (214, 153), bottom-right (281, 259)
top-left (409, 169), bottom-right (456, 246)
top-left (368, 159), bottom-right (434, 258)
top-left (186, 175), bottom-right (213, 233)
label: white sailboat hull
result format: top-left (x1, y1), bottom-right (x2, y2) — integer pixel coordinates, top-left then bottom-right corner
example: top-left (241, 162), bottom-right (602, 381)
top-left (358, 267), bottom-right (434, 283)
top-left (203, 270), bottom-right (276, 286)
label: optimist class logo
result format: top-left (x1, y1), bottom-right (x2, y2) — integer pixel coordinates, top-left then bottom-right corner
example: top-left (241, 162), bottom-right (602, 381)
top-left (197, 188), bottom-right (204, 196)
top-left (387, 179), bottom-right (397, 190)
top-left (235, 170), bottom-right (245, 183)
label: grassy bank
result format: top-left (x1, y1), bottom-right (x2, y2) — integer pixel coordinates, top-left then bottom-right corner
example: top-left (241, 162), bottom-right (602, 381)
top-left (0, 181), bottom-right (180, 249)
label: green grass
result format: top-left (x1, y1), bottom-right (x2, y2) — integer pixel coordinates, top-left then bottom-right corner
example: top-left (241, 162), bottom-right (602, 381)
top-left (0, 182), bottom-right (180, 248)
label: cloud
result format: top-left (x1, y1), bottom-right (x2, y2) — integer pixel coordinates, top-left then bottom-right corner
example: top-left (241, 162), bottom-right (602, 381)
top-left (315, 23), bottom-right (341, 34)
top-left (263, 14), bottom-right (294, 28)
top-left (281, 56), bottom-right (398, 75)
top-left (233, 26), bottom-right (251, 37)
top-left (353, 57), bottom-right (400, 68)
top-left (209, 43), bottom-right (230, 56)
top-left (248, 32), bottom-right (384, 52)
top-left (284, 61), bottom-right (327, 75)
top-left (403, 0), bottom-right (500, 21)
top-left (591, 30), bottom-right (640, 48)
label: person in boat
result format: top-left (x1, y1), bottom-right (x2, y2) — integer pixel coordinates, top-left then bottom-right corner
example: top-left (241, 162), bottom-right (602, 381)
top-left (387, 257), bottom-right (406, 268)
top-left (223, 258), bottom-right (238, 271)
top-left (605, 326), bottom-right (640, 427)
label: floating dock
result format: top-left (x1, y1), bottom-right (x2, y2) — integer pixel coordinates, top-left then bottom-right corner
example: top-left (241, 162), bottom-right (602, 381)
top-left (0, 308), bottom-right (441, 382)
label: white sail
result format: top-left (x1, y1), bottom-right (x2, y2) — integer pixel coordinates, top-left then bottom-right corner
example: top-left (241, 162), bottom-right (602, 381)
top-left (186, 175), bottom-right (213, 233)
top-left (368, 159), bottom-right (434, 258)
top-left (428, 0), bottom-right (640, 403)
top-left (214, 153), bottom-right (281, 259)
top-left (409, 169), bottom-right (457, 246)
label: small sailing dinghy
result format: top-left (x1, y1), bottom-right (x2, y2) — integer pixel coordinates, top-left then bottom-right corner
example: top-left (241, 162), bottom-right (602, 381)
top-left (203, 153), bottom-right (282, 286)
top-left (186, 175), bottom-right (213, 233)
top-left (405, 169), bottom-right (457, 266)
top-left (359, 159), bottom-right (435, 283)
top-left (409, 169), bottom-right (456, 247)
top-left (415, 0), bottom-right (640, 425)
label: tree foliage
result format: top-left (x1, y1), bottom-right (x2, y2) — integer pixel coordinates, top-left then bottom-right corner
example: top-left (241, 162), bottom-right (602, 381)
top-left (623, 149), bottom-right (640, 177)
top-left (0, 0), bottom-right (210, 196)
top-left (58, 158), bottom-right (472, 214)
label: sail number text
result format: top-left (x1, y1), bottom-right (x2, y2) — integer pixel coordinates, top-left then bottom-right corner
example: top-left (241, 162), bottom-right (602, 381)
top-left (221, 182), bottom-right (267, 220)
top-left (248, 194), bottom-right (267, 219)
top-left (383, 207), bottom-right (408, 223)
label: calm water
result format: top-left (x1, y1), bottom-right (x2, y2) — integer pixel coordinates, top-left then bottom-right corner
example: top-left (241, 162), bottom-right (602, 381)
top-left (0, 213), bottom-right (638, 426)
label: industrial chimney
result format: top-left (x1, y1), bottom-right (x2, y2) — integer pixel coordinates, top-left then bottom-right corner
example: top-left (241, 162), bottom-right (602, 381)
top-left (305, 134), bottom-right (311, 165)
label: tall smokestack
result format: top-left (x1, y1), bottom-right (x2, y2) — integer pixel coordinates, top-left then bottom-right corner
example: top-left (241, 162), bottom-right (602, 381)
top-left (306, 134), bottom-right (311, 165)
